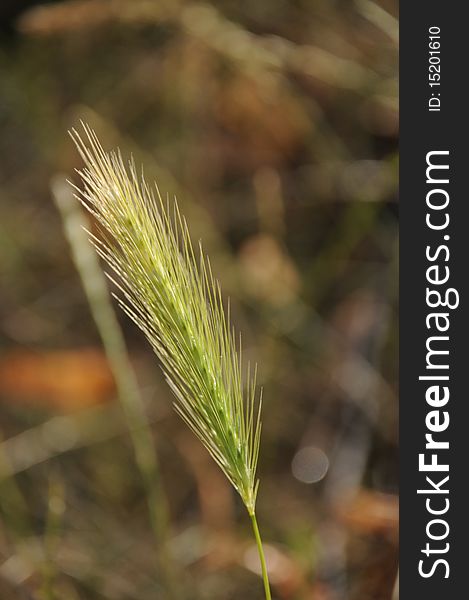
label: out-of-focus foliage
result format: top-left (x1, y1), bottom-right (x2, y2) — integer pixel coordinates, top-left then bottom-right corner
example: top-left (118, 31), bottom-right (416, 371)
top-left (0, 1), bottom-right (398, 599)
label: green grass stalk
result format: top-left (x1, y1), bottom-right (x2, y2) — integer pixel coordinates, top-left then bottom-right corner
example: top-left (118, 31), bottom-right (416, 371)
top-left (67, 123), bottom-right (272, 600)
top-left (250, 511), bottom-right (272, 600)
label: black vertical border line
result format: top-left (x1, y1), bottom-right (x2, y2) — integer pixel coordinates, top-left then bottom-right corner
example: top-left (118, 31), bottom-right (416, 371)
top-left (400, 3), bottom-right (465, 597)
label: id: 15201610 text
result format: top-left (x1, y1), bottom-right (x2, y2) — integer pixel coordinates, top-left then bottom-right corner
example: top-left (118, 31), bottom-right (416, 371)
top-left (428, 26), bottom-right (441, 112)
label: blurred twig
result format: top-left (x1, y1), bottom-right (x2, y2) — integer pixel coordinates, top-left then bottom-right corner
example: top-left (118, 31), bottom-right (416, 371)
top-left (355, 0), bottom-right (399, 44)
top-left (0, 400), bottom-right (167, 476)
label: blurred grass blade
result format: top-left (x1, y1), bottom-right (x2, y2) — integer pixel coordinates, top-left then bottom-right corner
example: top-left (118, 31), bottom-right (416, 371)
top-left (52, 176), bottom-right (181, 599)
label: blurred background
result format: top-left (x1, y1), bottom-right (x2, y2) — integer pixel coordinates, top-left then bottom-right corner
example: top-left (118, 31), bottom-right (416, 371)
top-left (0, 1), bottom-right (398, 599)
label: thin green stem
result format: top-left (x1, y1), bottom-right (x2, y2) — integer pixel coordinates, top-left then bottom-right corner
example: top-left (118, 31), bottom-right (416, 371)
top-left (250, 511), bottom-right (272, 600)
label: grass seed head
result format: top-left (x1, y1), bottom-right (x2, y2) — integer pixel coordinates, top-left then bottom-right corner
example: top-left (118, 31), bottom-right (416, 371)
top-left (70, 124), bottom-right (262, 514)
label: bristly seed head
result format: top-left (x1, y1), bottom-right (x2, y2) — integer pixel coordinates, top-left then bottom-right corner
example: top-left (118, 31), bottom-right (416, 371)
top-left (70, 123), bottom-right (262, 514)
